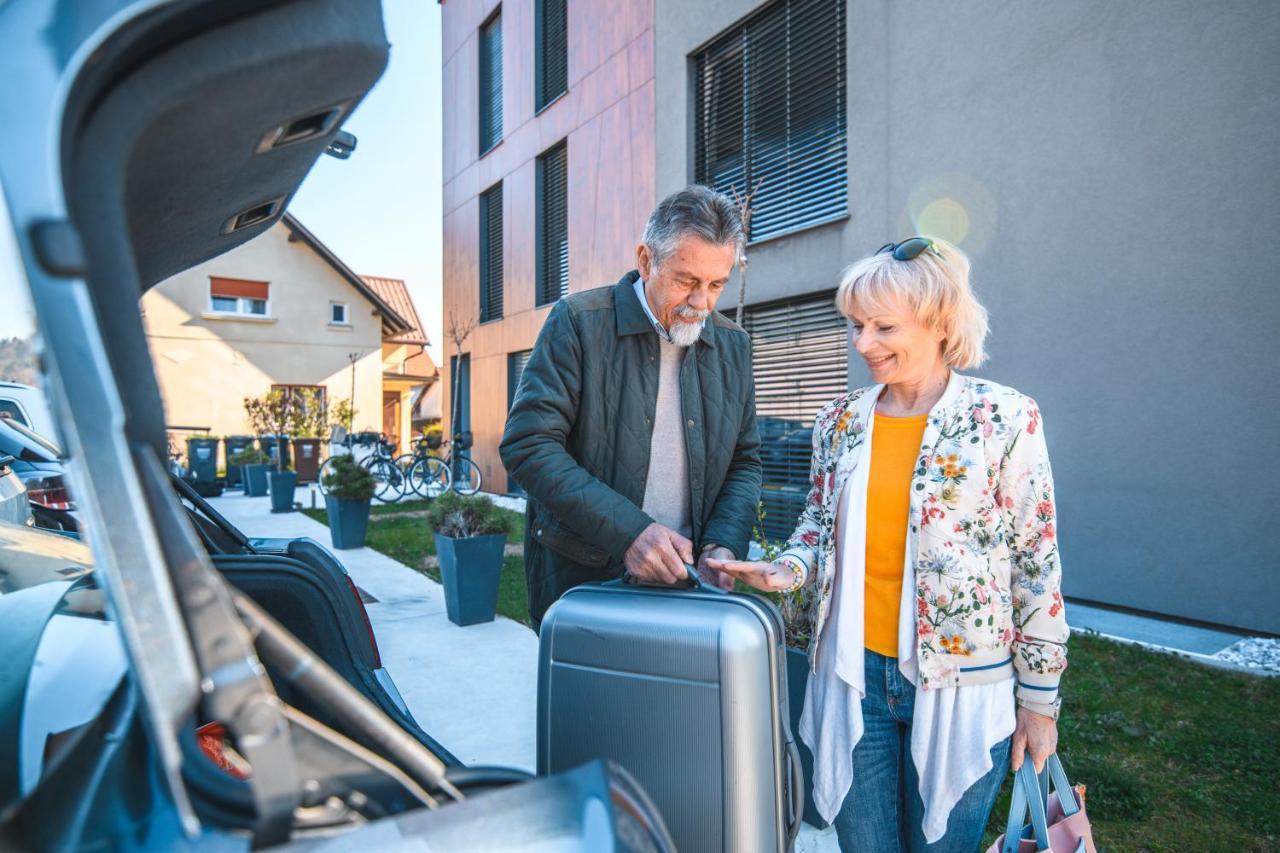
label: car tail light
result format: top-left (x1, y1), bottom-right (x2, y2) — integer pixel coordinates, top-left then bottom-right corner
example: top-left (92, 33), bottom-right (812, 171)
top-left (25, 476), bottom-right (73, 510)
top-left (344, 574), bottom-right (382, 670)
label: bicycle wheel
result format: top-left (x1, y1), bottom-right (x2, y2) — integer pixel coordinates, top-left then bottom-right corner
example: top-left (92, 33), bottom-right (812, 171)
top-left (450, 457), bottom-right (482, 496)
top-left (365, 457), bottom-right (404, 503)
top-left (317, 456), bottom-right (342, 495)
top-left (407, 456), bottom-right (451, 498)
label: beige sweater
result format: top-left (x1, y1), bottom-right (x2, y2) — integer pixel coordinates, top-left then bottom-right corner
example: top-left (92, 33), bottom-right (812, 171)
top-left (641, 337), bottom-right (692, 539)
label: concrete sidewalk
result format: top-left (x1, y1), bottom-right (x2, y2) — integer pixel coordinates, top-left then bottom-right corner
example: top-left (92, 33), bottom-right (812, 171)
top-left (209, 488), bottom-right (839, 850)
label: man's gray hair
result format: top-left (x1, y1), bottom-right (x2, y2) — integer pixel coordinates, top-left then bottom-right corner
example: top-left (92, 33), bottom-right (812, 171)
top-left (642, 185), bottom-right (745, 268)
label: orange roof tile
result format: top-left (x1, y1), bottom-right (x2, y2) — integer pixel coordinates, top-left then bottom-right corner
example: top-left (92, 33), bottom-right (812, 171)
top-left (361, 275), bottom-right (430, 345)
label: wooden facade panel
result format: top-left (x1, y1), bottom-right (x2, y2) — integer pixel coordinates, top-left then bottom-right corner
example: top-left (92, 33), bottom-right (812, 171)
top-left (442, 0), bottom-right (656, 495)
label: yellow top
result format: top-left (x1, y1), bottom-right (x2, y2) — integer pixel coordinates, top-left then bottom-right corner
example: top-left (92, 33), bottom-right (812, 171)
top-left (864, 411), bottom-right (929, 657)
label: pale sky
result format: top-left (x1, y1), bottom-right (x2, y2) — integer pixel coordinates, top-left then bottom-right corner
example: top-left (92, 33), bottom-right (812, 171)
top-left (291, 0), bottom-right (444, 362)
top-left (0, 0), bottom-right (443, 356)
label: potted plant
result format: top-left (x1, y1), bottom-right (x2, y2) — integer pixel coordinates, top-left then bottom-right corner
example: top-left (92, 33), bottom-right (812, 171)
top-left (426, 492), bottom-right (512, 626)
top-left (321, 454), bottom-right (376, 549)
top-left (229, 446), bottom-right (272, 497)
top-left (289, 388), bottom-right (326, 484)
top-left (245, 390), bottom-right (298, 512)
top-left (756, 503), bottom-right (826, 830)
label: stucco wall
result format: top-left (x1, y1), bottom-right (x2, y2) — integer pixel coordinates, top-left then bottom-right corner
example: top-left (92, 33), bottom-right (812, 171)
top-left (143, 222), bottom-right (385, 440)
top-left (655, 0), bottom-right (1280, 631)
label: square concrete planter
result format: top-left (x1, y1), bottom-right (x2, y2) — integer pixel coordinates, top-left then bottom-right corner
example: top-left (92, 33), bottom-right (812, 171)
top-left (268, 470), bottom-right (297, 513)
top-left (785, 646), bottom-right (827, 829)
top-left (435, 532), bottom-right (506, 626)
top-left (325, 495), bottom-right (371, 550)
top-left (242, 463), bottom-right (271, 497)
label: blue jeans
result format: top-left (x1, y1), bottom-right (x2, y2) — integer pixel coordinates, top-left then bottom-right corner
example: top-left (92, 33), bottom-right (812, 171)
top-left (833, 650), bottom-right (1011, 853)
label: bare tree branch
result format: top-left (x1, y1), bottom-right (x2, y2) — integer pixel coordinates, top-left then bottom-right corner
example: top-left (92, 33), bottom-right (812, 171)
top-left (731, 179), bottom-right (764, 327)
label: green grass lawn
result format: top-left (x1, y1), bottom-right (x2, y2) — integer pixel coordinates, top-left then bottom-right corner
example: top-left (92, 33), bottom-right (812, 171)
top-left (300, 503), bottom-right (1278, 849)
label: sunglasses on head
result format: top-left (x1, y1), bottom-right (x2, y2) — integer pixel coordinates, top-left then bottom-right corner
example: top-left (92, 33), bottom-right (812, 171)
top-left (877, 236), bottom-right (941, 261)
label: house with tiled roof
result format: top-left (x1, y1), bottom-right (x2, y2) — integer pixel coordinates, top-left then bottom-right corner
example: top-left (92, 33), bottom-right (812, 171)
top-left (362, 275), bottom-right (439, 452)
top-left (143, 214), bottom-right (434, 456)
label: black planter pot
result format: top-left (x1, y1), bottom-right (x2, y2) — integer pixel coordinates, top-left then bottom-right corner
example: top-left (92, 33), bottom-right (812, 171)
top-left (785, 646), bottom-right (828, 829)
top-left (242, 463), bottom-right (271, 497)
top-left (325, 495), bottom-right (371, 550)
top-left (268, 470), bottom-right (297, 513)
top-left (434, 532), bottom-right (506, 626)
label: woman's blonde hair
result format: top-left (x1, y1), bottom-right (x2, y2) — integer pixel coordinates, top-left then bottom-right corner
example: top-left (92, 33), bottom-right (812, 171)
top-left (834, 237), bottom-right (989, 369)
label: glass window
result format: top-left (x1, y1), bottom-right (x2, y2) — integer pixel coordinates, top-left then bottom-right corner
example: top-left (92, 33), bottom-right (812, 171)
top-left (479, 10), bottom-right (503, 154)
top-left (330, 302), bottom-right (348, 324)
top-left (211, 296), bottom-right (237, 312)
top-left (536, 141), bottom-right (568, 306)
top-left (694, 0), bottom-right (848, 243)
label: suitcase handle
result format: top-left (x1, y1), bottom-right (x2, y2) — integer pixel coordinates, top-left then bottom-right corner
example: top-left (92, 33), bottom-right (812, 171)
top-left (616, 564), bottom-right (728, 594)
top-left (786, 738), bottom-right (804, 848)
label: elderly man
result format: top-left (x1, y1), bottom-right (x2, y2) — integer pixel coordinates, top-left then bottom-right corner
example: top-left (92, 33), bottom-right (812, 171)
top-left (501, 185), bottom-right (762, 631)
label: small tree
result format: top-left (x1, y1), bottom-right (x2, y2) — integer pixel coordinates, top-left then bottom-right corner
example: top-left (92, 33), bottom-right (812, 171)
top-left (731, 179), bottom-right (764, 327)
top-left (331, 398), bottom-right (357, 433)
top-left (446, 309), bottom-right (476, 442)
top-left (289, 388), bottom-right (328, 439)
top-left (244, 390), bottom-right (296, 472)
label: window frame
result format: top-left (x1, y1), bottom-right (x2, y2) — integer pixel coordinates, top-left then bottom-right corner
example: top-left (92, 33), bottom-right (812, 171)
top-left (535, 0), bottom-right (568, 113)
top-left (479, 182), bottom-right (504, 323)
top-left (478, 8), bottom-right (504, 156)
top-left (207, 294), bottom-right (270, 318)
top-left (329, 301), bottom-right (349, 326)
top-left (535, 140), bottom-right (569, 307)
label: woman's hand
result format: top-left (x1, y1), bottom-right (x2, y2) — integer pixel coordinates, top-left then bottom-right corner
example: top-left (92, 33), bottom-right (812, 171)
top-left (1010, 706), bottom-right (1058, 773)
top-left (704, 558), bottom-right (794, 592)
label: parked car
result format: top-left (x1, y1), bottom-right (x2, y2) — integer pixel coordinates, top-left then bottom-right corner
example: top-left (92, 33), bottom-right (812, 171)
top-left (0, 1), bottom-right (672, 850)
top-left (0, 453), bottom-right (32, 526)
top-left (0, 416), bottom-right (77, 532)
top-left (0, 380), bottom-right (57, 441)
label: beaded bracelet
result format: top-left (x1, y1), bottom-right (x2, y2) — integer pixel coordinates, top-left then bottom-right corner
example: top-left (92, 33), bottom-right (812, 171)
top-left (777, 556), bottom-right (805, 592)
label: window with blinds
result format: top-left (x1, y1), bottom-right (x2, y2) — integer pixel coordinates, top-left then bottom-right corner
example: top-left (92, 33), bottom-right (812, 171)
top-left (694, 0), bottom-right (847, 244)
top-left (479, 10), bottom-right (503, 154)
top-left (508, 349), bottom-right (531, 410)
top-left (536, 141), bottom-right (569, 306)
top-left (742, 290), bottom-right (848, 540)
top-left (480, 183), bottom-right (504, 322)
top-left (536, 0), bottom-right (568, 111)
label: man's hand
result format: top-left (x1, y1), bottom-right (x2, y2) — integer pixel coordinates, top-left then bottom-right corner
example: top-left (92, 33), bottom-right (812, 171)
top-left (704, 558), bottom-right (794, 592)
top-left (697, 546), bottom-right (737, 591)
top-left (624, 522), bottom-right (694, 584)
top-left (1010, 706), bottom-right (1058, 773)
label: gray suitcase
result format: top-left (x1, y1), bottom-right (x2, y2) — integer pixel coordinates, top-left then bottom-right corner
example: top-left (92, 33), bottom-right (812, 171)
top-left (537, 573), bottom-right (804, 852)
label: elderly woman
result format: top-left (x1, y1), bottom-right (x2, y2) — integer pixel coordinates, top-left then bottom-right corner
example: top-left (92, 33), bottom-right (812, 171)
top-left (709, 237), bottom-right (1068, 852)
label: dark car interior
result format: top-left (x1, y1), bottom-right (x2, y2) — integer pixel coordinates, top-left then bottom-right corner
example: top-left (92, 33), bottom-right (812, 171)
top-left (1, 0), bottom-right (596, 847)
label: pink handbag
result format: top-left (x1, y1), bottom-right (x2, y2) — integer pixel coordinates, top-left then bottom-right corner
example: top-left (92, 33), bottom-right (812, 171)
top-left (989, 754), bottom-right (1097, 853)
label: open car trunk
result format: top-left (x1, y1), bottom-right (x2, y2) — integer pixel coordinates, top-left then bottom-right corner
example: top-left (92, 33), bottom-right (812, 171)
top-left (0, 1), bottom-right (674, 849)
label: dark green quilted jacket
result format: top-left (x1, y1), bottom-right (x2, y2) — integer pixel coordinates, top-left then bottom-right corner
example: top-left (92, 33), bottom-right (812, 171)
top-left (500, 271), bottom-right (762, 630)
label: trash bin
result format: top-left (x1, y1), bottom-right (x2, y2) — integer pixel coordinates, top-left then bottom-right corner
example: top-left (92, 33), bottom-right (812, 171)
top-left (292, 438), bottom-right (321, 483)
top-left (259, 434), bottom-right (292, 470)
top-left (223, 435), bottom-right (254, 487)
top-left (186, 437), bottom-right (219, 484)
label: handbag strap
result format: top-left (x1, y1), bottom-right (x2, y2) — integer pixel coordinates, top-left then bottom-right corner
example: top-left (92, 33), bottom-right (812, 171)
top-left (1043, 754), bottom-right (1080, 818)
top-left (1003, 754), bottom-right (1052, 853)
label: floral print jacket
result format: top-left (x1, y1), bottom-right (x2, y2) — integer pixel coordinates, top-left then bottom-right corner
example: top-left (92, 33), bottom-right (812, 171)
top-left (779, 372), bottom-right (1069, 707)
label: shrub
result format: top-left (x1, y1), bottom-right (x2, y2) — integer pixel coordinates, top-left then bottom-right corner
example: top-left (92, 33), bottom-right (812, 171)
top-left (322, 455), bottom-right (376, 502)
top-left (229, 447), bottom-right (270, 466)
top-left (425, 492), bottom-right (512, 539)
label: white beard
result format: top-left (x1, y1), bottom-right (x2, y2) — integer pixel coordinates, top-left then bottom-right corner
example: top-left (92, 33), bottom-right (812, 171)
top-left (668, 320), bottom-right (704, 347)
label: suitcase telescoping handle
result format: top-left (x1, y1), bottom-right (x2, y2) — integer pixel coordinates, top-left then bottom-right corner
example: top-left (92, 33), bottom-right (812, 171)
top-left (617, 564), bottom-right (729, 593)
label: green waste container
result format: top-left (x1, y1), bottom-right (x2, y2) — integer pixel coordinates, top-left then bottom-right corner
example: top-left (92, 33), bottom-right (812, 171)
top-left (223, 436), bottom-right (254, 487)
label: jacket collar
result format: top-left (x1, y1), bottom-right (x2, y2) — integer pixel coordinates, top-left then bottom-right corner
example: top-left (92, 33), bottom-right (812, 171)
top-left (613, 270), bottom-right (717, 348)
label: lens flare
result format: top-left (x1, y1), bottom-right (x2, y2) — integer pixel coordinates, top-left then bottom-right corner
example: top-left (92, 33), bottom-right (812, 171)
top-left (902, 173), bottom-right (997, 256)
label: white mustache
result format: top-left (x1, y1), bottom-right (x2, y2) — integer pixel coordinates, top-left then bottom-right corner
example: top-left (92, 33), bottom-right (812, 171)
top-left (672, 305), bottom-right (710, 323)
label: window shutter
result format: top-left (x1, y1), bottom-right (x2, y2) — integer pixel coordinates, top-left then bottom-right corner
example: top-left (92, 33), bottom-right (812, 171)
top-left (480, 184), bottom-right (504, 322)
top-left (210, 277), bottom-right (269, 300)
top-left (508, 349), bottom-right (531, 410)
top-left (479, 12), bottom-right (504, 154)
top-left (742, 290), bottom-right (848, 539)
top-left (536, 0), bottom-right (568, 110)
top-left (537, 141), bottom-right (569, 305)
top-left (695, 0), bottom-right (847, 243)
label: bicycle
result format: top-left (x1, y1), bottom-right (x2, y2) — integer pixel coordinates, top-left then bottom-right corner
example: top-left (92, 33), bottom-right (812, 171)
top-left (394, 431), bottom-right (482, 497)
top-left (392, 433), bottom-right (452, 499)
top-left (318, 427), bottom-right (406, 503)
